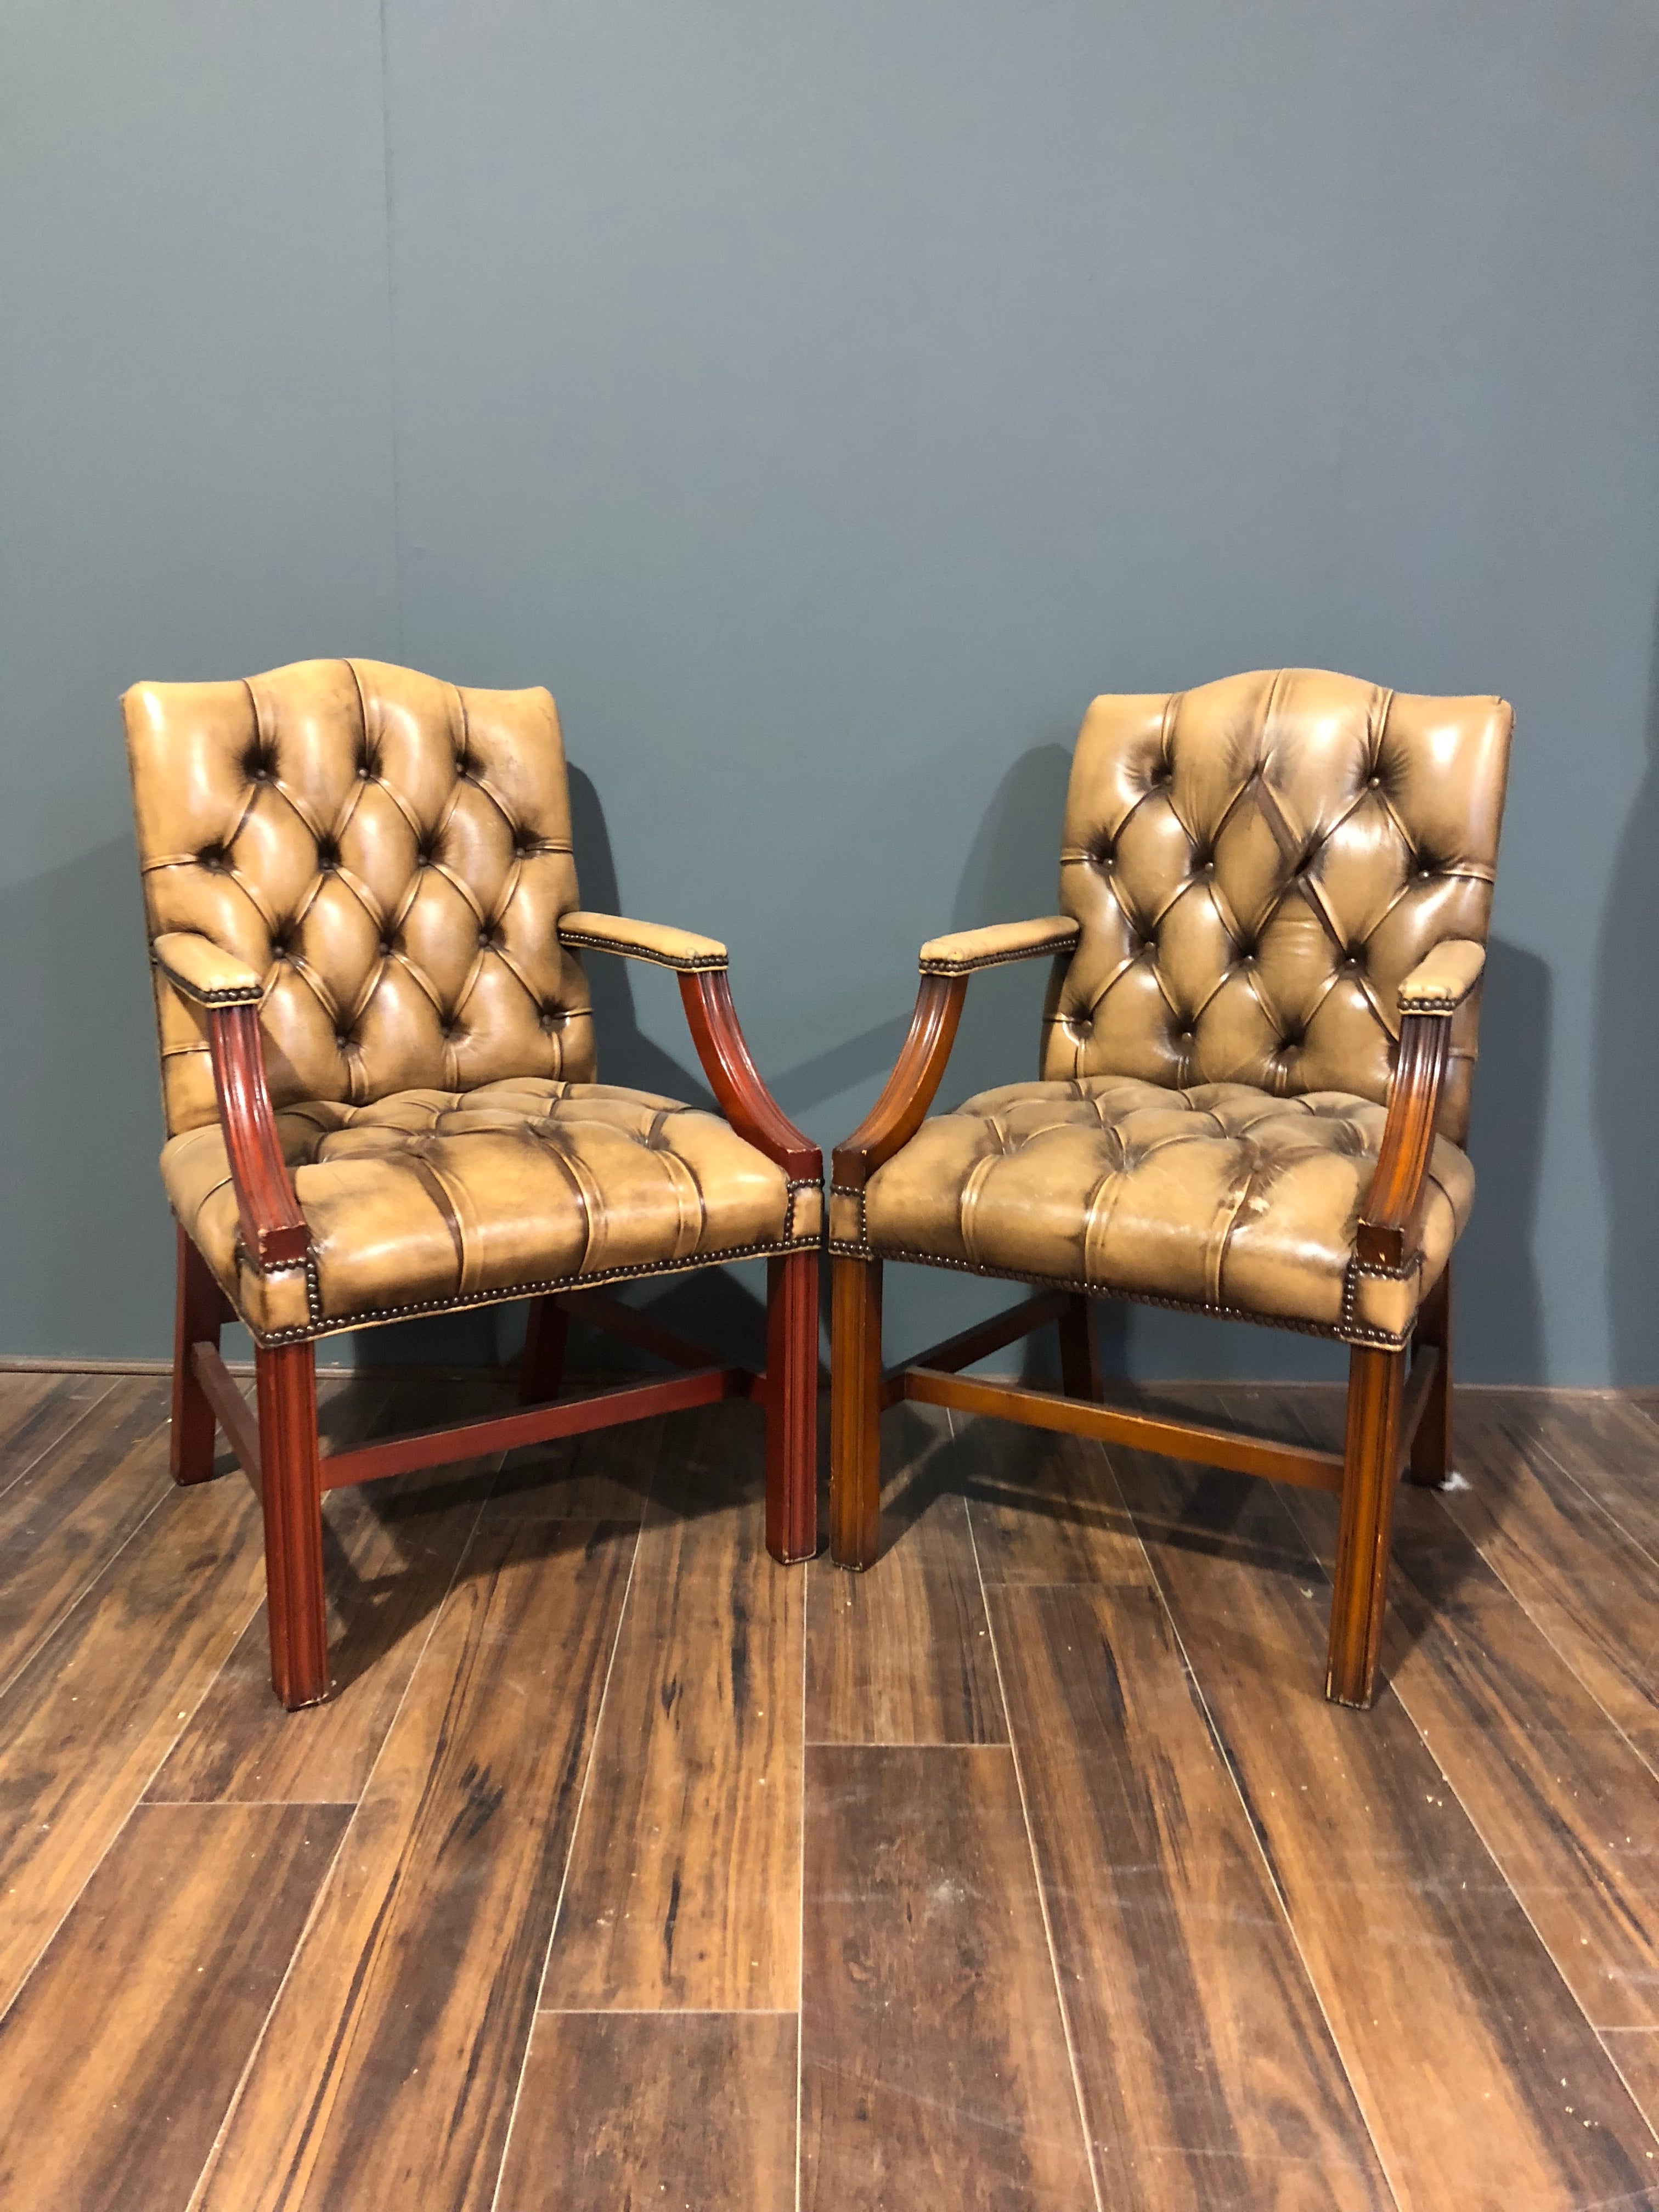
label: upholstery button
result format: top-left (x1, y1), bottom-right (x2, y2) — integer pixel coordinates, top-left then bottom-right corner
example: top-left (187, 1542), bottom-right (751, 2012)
top-left (317, 839), bottom-right (339, 868)
top-left (379, 938), bottom-right (393, 957)
top-left (1368, 775), bottom-right (1380, 789)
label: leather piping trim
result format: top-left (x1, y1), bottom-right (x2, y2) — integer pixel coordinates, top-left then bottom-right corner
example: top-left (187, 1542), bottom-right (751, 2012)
top-left (918, 930), bottom-right (1079, 977)
top-left (558, 927), bottom-right (728, 972)
top-left (224, 1229), bottom-right (824, 1346)
top-left (828, 1237), bottom-right (1427, 1351)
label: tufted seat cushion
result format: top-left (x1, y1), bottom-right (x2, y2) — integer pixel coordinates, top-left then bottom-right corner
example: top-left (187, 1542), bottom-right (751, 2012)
top-left (162, 1079), bottom-right (822, 1344)
top-left (847, 1078), bottom-right (1472, 1347)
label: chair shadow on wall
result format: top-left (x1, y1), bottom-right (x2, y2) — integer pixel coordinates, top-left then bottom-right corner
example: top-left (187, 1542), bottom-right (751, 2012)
top-left (1594, 594), bottom-right (1659, 1390)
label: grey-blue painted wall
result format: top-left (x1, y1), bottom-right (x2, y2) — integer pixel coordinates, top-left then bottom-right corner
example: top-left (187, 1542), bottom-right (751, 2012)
top-left (3, 2), bottom-right (1656, 1382)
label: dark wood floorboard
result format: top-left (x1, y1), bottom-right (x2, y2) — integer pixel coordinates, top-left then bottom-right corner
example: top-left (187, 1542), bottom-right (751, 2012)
top-left (806, 1405), bottom-right (1006, 1745)
top-left (1110, 1439), bottom-right (1659, 2210)
top-left (543, 1405), bottom-right (802, 2011)
top-left (990, 1578), bottom-right (1392, 2208)
top-left (1446, 1393), bottom-right (1659, 1753)
top-left (0, 1371), bottom-right (116, 1496)
top-left (194, 1516), bottom-right (637, 2212)
top-left (151, 1451), bottom-right (498, 1807)
top-left (0, 1802), bottom-right (348, 2212)
top-left (499, 2012), bottom-right (798, 2211)
top-left (800, 1742), bottom-right (1095, 2212)
top-left (0, 1471), bottom-right (265, 2015)
top-left (1258, 1391), bottom-right (1659, 2037)
top-left (8, 1372), bottom-right (1659, 2209)
top-left (0, 1376), bottom-right (173, 1689)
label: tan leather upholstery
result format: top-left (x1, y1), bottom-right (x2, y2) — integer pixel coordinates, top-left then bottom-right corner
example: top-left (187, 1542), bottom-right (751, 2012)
top-left (162, 1079), bottom-right (820, 1341)
top-left (919, 917), bottom-right (1079, 975)
top-left (835, 670), bottom-right (1511, 1350)
top-left (847, 1078), bottom-right (1469, 1345)
top-left (152, 931), bottom-right (264, 1007)
top-left (1041, 669), bottom-right (1510, 1146)
top-left (125, 659), bottom-right (819, 1345)
top-left (560, 911), bottom-right (729, 971)
top-left (1398, 938), bottom-right (1485, 1014)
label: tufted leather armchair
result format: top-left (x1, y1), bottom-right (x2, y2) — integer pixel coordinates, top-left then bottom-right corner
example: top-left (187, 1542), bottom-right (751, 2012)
top-left (125, 658), bottom-right (821, 1707)
top-left (830, 668), bottom-right (1511, 1707)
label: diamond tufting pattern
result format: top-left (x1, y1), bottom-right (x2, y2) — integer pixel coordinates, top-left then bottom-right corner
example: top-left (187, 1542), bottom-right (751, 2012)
top-left (125, 659), bottom-right (818, 1344)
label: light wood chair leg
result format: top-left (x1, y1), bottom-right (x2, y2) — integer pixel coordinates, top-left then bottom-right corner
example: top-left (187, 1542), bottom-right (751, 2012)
top-left (830, 1256), bottom-right (882, 1570)
top-left (171, 1226), bottom-right (225, 1485)
top-left (1057, 1292), bottom-right (1102, 1401)
top-left (1407, 1263), bottom-right (1452, 1488)
top-left (764, 1251), bottom-right (820, 1564)
top-left (254, 1341), bottom-right (330, 1710)
top-left (519, 1294), bottom-right (569, 1405)
top-left (1325, 1344), bottom-right (1406, 1708)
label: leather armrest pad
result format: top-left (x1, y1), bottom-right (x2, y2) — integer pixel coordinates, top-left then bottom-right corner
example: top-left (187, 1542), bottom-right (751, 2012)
top-left (919, 915), bottom-right (1080, 975)
top-left (153, 931), bottom-right (264, 1007)
top-left (1399, 939), bottom-right (1485, 1015)
top-left (560, 911), bottom-right (729, 972)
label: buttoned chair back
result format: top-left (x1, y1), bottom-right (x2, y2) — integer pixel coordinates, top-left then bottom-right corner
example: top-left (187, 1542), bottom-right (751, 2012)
top-left (125, 658), bottom-right (596, 1139)
top-left (1041, 668), bottom-right (1511, 1143)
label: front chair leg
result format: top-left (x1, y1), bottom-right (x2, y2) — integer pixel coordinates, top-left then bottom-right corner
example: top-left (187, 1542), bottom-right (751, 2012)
top-left (254, 1341), bottom-right (330, 1710)
top-left (1407, 1264), bottom-right (1452, 1488)
top-left (1325, 1345), bottom-right (1406, 1708)
top-left (764, 1251), bottom-right (820, 1564)
top-left (171, 1226), bottom-right (227, 1485)
top-left (1057, 1293), bottom-right (1102, 1402)
top-left (520, 1294), bottom-right (569, 1405)
top-left (830, 1256), bottom-right (883, 1569)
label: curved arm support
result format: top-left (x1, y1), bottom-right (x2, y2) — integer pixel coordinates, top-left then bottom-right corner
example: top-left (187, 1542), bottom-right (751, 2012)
top-left (1355, 1012), bottom-right (1451, 1271)
top-left (206, 1003), bottom-right (311, 1270)
top-left (831, 972), bottom-right (968, 1192)
top-left (678, 969), bottom-right (820, 1181)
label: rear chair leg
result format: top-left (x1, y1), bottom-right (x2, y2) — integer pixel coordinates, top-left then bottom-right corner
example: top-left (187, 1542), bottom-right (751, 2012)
top-left (171, 1225), bottom-right (227, 1485)
top-left (764, 1251), bottom-right (820, 1564)
top-left (1326, 1345), bottom-right (1406, 1708)
top-left (255, 1341), bottom-right (330, 1710)
top-left (830, 1256), bottom-right (882, 1570)
top-left (1407, 1265), bottom-right (1452, 1488)
top-left (520, 1294), bottom-right (569, 1405)
top-left (1058, 1293), bottom-right (1102, 1401)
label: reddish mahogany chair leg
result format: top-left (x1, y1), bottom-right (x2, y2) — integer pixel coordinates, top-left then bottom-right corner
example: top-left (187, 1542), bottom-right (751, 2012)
top-left (1325, 1345), bottom-right (1406, 1708)
top-left (1407, 1264), bottom-right (1453, 1488)
top-left (520, 1294), bottom-right (569, 1405)
top-left (171, 1226), bottom-right (226, 1485)
top-left (1058, 1292), bottom-right (1102, 1402)
top-left (764, 1251), bottom-right (820, 1564)
top-left (830, 1255), bottom-right (882, 1570)
top-left (254, 1341), bottom-right (330, 1709)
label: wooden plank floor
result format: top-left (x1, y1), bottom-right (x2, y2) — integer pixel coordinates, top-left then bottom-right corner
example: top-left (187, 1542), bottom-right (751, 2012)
top-left (4, 1370), bottom-right (1659, 2208)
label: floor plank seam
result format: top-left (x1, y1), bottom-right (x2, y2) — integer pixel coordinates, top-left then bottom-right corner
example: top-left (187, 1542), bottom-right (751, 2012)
top-left (1427, 1482), bottom-right (1659, 1790)
top-left (0, 1377), bottom-right (120, 1506)
top-left (0, 1441), bottom-right (174, 1709)
top-left (959, 1413), bottom-right (1106, 2212)
top-left (0, 1542), bottom-right (267, 2042)
top-left (486, 1454), bottom-right (651, 2212)
top-left (1527, 1424), bottom-right (1659, 1587)
top-left (1100, 1436), bottom-right (1411, 2212)
top-left (1268, 1469), bottom-right (1659, 2165)
top-left (181, 1444), bottom-right (511, 2212)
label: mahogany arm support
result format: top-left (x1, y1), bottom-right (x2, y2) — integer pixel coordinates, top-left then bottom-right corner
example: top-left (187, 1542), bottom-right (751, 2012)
top-left (559, 911), bottom-right (728, 973)
top-left (1354, 942), bottom-right (1485, 1271)
top-left (677, 971), bottom-right (820, 1181)
top-left (205, 1002), bottom-right (311, 1271)
top-left (834, 918), bottom-right (1079, 1191)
